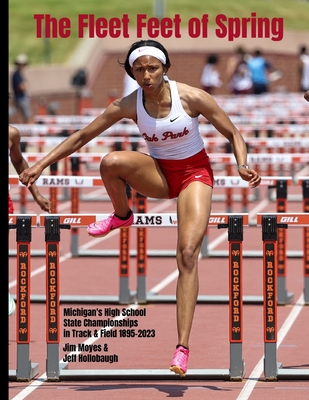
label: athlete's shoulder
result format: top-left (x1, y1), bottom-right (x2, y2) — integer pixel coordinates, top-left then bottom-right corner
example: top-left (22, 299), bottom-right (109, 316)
top-left (105, 90), bottom-right (138, 121)
top-left (9, 125), bottom-right (21, 143)
top-left (176, 81), bottom-right (209, 101)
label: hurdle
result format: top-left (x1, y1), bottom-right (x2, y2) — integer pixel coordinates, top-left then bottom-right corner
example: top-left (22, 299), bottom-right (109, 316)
top-left (257, 213), bottom-right (309, 380)
top-left (9, 175), bottom-right (304, 306)
top-left (10, 150), bottom-right (309, 216)
top-left (8, 215), bottom-right (39, 381)
top-left (11, 150), bottom-right (309, 207)
top-left (15, 151), bottom-right (309, 171)
top-left (298, 177), bottom-right (309, 304)
top-left (34, 213), bottom-right (252, 304)
top-left (9, 173), bottom-right (300, 259)
top-left (9, 173), bottom-right (251, 257)
top-left (40, 215), bottom-right (245, 381)
top-left (18, 136), bottom-right (309, 172)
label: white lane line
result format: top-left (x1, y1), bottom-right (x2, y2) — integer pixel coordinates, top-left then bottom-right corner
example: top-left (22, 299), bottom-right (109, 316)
top-left (236, 293), bottom-right (305, 400)
top-left (11, 378), bottom-right (47, 400)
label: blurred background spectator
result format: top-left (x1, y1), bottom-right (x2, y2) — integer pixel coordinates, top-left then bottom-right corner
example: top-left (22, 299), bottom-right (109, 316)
top-left (200, 54), bottom-right (222, 95)
top-left (226, 46), bottom-right (253, 95)
top-left (247, 49), bottom-right (275, 95)
top-left (11, 53), bottom-right (32, 123)
top-left (298, 45), bottom-right (309, 92)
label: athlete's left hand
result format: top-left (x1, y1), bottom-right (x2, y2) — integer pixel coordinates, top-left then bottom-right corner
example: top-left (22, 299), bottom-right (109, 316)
top-left (238, 167), bottom-right (261, 188)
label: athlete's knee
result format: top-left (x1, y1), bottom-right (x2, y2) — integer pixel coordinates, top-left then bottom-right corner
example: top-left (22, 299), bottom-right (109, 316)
top-left (100, 152), bottom-right (123, 173)
top-left (177, 246), bottom-right (199, 272)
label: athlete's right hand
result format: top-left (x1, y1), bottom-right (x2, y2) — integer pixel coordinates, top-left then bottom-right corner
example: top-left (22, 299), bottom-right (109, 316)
top-left (19, 165), bottom-right (43, 188)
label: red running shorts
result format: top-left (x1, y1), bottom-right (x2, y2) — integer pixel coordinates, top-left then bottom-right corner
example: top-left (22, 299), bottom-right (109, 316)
top-left (156, 149), bottom-right (214, 199)
top-left (8, 192), bottom-right (14, 214)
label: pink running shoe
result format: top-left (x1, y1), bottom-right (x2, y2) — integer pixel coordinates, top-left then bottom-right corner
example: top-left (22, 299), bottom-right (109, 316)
top-left (87, 212), bottom-right (134, 238)
top-left (170, 346), bottom-right (189, 377)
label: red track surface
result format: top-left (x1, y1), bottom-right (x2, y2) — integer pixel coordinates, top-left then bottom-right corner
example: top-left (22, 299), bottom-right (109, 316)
top-left (8, 172), bottom-right (309, 399)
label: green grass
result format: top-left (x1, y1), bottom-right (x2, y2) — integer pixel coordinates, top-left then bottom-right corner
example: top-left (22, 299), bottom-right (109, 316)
top-left (9, 0), bottom-right (309, 65)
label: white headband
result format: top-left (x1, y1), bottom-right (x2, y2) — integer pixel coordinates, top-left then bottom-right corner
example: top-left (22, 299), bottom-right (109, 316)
top-left (128, 46), bottom-right (166, 67)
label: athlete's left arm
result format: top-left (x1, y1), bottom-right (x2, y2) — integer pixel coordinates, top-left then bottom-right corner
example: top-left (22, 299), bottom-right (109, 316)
top-left (191, 88), bottom-right (261, 187)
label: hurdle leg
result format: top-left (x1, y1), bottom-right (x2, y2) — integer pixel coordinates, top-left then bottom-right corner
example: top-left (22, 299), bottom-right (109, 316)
top-left (225, 165), bottom-right (233, 213)
top-left (9, 216), bottom-right (39, 381)
top-left (119, 227), bottom-right (131, 304)
top-left (227, 216), bottom-right (245, 380)
top-left (267, 148), bottom-right (274, 201)
top-left (241, 188), bottom-right (248, 213)
top-left (19, 186), bottom-right (27, 214)
top-left (136, 193), bottom-right (147, 304)
top-left (50, 162), bottom-right (58, 214)
top-left (252, 145), bottom-right (260, 201)
top-left (276, 180), bottom-right (293, 305)
top-left (118, 186), bottom-right (135, 304)
top-left (302, 180), bottom-right (309, 304)
top-left (261, 215), bottom-right (282, 380)
top-left (70, 156), bottom-right (80, 257)
top-left (45, 216), bottom-right (69, 380)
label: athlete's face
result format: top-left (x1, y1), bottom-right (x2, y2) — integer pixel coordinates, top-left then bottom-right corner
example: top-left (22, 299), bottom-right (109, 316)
top-left (131, 56), bottom-right (165, 93)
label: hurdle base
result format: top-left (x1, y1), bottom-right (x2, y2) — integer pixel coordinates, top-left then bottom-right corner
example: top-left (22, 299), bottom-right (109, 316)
top-left (277, 368), bottom-right (309, 380)
top-left (8, 363), bottom-right (39, 382)
top-left (27, 293), bottom-right (265, 305)
top-left (277, 292), bottom-right (294, 306)
top-left (264, 362), bottom-right (283, 381)
top-left (76, 249), bottom-right (177, 257)
top-left (203, 250), bottom-right (303, 259)
top-left (29, 294), bottom-right (121, 304)
top-left (56, 368), bottom-right (233, 381)
top-left (146, 293), bottom-right (264, 305)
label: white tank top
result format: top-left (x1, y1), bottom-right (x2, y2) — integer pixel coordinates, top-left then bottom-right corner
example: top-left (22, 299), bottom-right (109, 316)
top-left (136, 78), bottom-right (204, 160)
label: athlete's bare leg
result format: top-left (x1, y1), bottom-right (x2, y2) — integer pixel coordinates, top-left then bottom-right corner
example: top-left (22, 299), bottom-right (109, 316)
top-left (101, 151), bottom-right (213, 349)
top-left (99, 151), bottom-right (169, 217)
top-left (175, 181), bottom-right (213, 348)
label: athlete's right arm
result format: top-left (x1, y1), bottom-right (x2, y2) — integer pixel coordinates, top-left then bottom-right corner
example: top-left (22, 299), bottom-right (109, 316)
top-left (19, 98), bottom-right (135, 188)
